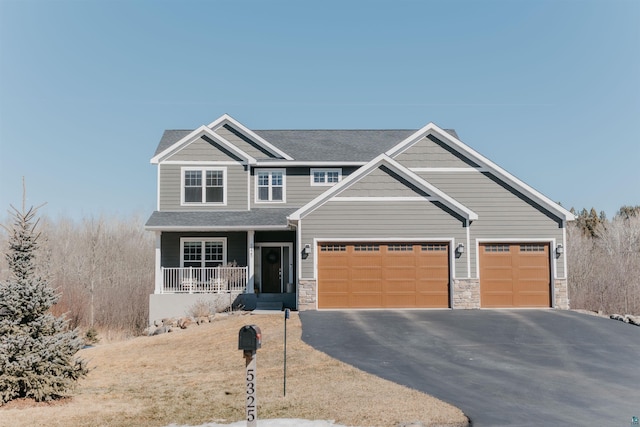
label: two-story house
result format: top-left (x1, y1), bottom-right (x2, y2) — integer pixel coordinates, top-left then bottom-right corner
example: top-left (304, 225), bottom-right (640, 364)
top-left (145, 114), bottom-right (574, 323)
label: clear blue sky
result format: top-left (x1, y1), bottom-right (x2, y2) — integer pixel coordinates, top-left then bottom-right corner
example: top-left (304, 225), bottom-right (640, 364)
top-left (0, 0), bottom-right (638, 221)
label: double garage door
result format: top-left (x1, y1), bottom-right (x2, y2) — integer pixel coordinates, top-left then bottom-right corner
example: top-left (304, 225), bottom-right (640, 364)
top-left (317, 242), bottom-right (450, 309)
top-left (317, 241), bottom-right (552, 309)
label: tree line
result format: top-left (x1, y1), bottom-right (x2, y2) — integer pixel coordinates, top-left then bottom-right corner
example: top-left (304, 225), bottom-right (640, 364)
top-left (568, 205), bottom-right (640, 315)
top-left (0, 213), bottom-right (154, 336)
top-left (1, 205), bottom-right (638, 337)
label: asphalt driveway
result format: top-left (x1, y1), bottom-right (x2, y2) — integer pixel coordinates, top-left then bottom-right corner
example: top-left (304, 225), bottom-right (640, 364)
top-left (300, 310), bottom-right (640, 427)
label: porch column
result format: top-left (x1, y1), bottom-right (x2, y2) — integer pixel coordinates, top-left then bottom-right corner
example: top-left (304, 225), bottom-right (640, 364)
top-left (154, 231), bottom-right (162, 294)
top-left (247, 230), bottom-right (255, 293)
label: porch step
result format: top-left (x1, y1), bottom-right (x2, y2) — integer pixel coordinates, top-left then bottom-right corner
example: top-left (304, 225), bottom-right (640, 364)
top-left (255, 301), bottom-right (283, 311)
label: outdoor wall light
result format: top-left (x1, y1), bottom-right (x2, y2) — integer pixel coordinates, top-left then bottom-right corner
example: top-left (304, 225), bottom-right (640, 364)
top-left (302, 244), bottom-right (311, 258)
top-left (456, 243), bottom-right (465, 255)
top-left (556, 244), bottom-right (564, 256)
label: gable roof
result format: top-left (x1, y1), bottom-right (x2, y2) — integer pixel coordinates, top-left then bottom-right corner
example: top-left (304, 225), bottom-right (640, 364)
top-left (151, 114), bottom-right (459, 163)
top-left (150, 125), bottom-right (257, 165)
top-left (208, 114), bottom-right (294, 161)
top-left (289, 153), bottom-right (478, 222)
top-left (385, 123), bottom-right (575, 221)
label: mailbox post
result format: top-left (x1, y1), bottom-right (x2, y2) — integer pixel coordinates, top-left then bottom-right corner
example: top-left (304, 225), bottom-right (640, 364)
top-left (238, 325), bottom-right (261, 427)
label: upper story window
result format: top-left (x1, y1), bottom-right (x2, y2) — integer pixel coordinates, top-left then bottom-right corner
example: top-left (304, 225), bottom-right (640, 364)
top-left (311, 168), bottom-right (342, 186)
top-left (182, 167), bottom-right (226, 205)
top-left (256, 169), bottom-right (285, 203)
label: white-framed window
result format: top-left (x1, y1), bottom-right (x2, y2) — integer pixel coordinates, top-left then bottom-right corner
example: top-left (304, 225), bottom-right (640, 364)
top-left (255, 169), bottom-right (285, 203)
top-left (181, 167), bottom-right (227, 205)
top-left (310, 168), bottom-right (342, 186)
top-left (180, 238), bottom-right (227, 268)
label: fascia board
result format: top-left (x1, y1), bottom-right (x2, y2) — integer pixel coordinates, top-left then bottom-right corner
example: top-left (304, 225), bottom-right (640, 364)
top-left (151, 125), bottom-right (208, 164)
top-left (208, 114), bottom-right (294, 161)
top-left (151, 125), bottom-right (256, 165)
top-left (255, 161), bottom-right (367, 167)
top-left (289, 153), bottom-right (477, 221)
top-left (144, 225), bottom-right (291, 232)
top-left (386, 123), bottom-right (575, 221)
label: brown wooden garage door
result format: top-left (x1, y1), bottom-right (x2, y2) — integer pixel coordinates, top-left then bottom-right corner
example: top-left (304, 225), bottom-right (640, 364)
top-left (479, 243), bottom-right (551, 308)
top-left (317, 242), bottom-right (450, 309)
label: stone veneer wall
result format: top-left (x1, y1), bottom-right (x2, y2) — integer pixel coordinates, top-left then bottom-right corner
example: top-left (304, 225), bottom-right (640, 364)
top-left (554, 279), bottom-right (569, 309)
top-left (298, 279), bottom-right (317, 311)
top-left (452, 279), bottom-right (480, 309)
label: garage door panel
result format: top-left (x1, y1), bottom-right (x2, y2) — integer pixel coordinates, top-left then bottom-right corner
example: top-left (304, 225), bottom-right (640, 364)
top-left (385, 294), bottom-right (417, 307)
top-left (384, 280), bottom-right (416, 293)
top-left (350, 293), bottom-right (383, 308)
top-left (416, 294), bottom-right (449, 307)
top-left (480, 242), bottom-right (550, 308)
top-left (385, 268), bottom-right (417, 281)
top-left (318, 242), bottom-right (450, 309)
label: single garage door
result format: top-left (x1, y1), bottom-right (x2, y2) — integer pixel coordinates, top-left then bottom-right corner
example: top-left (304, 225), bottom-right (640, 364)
top-left (317, 242), bottom-right (450, 309)
top-left (479, 242), bottom-right (551, 308)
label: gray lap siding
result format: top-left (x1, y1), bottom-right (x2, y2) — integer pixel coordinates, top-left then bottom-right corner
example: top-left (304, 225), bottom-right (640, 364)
top-left (416, 170), bottom-right (565, 278)
top-left (159, 163), bottom-right (248, 211)
top-left (299, 200), bottom-right (468, 279)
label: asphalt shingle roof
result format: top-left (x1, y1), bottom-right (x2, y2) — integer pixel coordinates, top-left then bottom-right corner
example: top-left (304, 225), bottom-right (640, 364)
top-left (145, 208), bottom-right (297, 229)
top-left (154, 128), bottom-right (459, 162)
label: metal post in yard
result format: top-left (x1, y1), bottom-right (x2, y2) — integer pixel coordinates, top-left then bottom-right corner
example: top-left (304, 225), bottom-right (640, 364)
top-left (283, 308), bottom-right (290, 397)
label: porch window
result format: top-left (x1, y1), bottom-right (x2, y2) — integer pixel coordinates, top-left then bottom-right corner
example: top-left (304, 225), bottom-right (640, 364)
top-left (182, 167), bottom-right (226, 205)
top-left (181, 238), bottom-right (226, 268)
top-left (311, 168), bottom-right (342, 186)
top-left (256, 169), bottom-right (285, 203)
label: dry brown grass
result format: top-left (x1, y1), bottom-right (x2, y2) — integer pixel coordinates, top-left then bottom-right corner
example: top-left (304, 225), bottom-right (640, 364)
top-left (0, 313), bottom-right (468, 427)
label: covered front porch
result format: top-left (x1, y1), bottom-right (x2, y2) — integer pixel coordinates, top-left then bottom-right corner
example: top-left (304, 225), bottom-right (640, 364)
top-left (149, 230), bottom-right (297, 322)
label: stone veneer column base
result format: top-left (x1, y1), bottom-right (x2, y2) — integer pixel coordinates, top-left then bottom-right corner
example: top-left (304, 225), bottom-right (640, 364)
top-left (298, 279), bottom-right (317, 311)
top-left (452, 278), bottom-right (480, 309)
top-left (554, 279), bottom-right (569, 309)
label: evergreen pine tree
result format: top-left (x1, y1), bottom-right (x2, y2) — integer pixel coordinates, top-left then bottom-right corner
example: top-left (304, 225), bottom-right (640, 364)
top-left (0, 206), bottom-right (88, 404)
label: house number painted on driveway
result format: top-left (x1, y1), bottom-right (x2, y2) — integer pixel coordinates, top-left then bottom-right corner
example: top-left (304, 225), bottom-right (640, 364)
top-left (246, 355), bottom-right (257, 427)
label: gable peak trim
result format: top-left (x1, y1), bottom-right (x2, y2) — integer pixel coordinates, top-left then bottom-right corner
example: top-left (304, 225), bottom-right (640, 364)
top-left (289, 153), bottom-right (478, 222)
top-left (207, 114), bottom-right (294, 161)
top-left (150, 125), bottom-right (257, 165)
top-left (386, 122), bottom-right (575, 221)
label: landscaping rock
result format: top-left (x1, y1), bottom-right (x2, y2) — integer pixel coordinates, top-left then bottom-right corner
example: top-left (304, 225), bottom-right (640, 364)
top-left (177, 317), bottom-right (192, 329)
top-left (626, 315), bottom-right (640, 326)
top-left (151, 326), bottom-right (172, 335)
top-left (610, 314), bottom-right (625, 322)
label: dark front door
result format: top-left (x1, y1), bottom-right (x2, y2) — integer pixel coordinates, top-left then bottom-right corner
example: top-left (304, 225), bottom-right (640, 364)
top-left (261, 246), bottom-right (282, 293)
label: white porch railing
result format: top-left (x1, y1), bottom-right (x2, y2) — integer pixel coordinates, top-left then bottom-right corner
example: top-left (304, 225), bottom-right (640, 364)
top-left (160, 266), bottom-right (248, 294)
